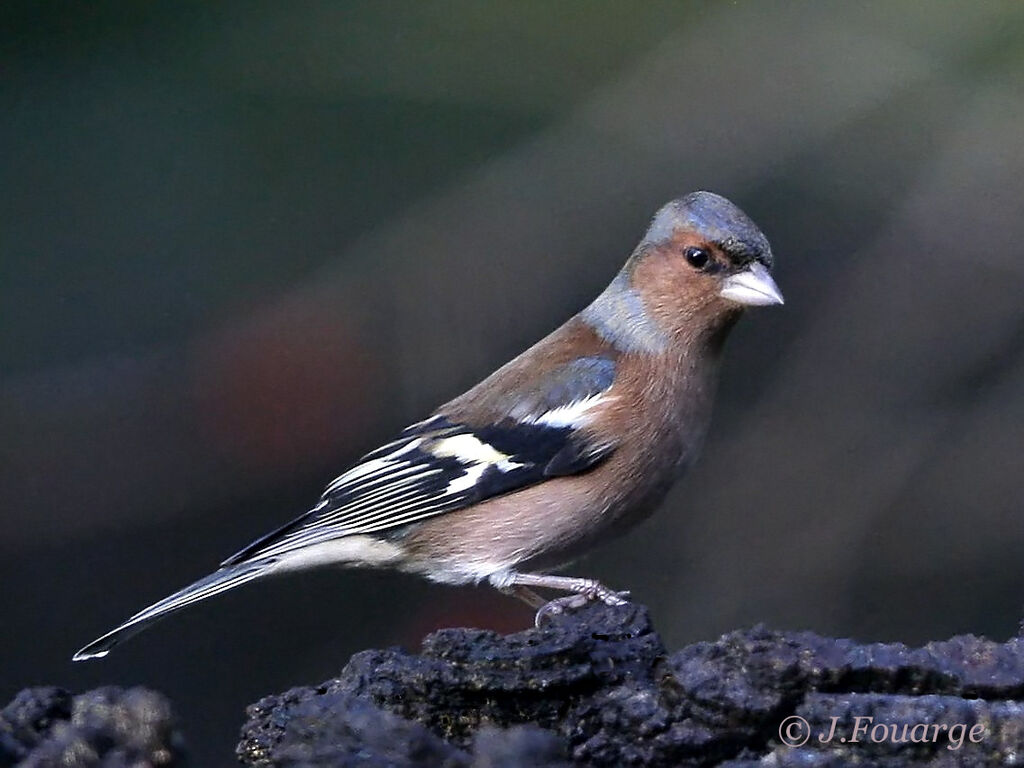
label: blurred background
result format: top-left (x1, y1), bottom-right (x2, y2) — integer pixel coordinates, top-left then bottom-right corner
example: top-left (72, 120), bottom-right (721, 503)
top-left (3, 1), bottom-right (1024, 763)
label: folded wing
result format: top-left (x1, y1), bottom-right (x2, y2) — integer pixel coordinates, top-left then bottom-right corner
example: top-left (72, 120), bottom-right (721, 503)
top-left (221, 355), bottom-right (618, 566)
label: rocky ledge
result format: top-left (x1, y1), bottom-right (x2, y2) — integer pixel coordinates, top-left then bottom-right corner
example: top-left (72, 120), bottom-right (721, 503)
top-left (237, 602), bottom-right (1024, 767)
top-left (0, 686), bottom-right (181, 767)
top-left (8, 603), bottom-right (1024, 766)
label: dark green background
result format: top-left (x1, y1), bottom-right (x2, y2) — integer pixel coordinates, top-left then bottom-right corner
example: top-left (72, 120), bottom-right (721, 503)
top-left (3, 2), bottom-right (1023, 764)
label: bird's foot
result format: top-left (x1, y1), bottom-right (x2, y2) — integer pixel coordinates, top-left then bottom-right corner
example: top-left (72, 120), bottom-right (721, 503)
top-left (534, 584), bottom-right (631, 627)
top-left (492, 571), bottom-right (632, 626)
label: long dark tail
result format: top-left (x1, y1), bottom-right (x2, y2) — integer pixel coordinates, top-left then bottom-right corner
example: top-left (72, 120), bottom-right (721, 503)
top-left (72, 561), bottom-right (270, 661)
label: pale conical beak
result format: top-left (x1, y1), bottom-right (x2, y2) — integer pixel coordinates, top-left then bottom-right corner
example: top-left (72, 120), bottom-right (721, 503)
top-left (719, 262), bottom-right (784, 306)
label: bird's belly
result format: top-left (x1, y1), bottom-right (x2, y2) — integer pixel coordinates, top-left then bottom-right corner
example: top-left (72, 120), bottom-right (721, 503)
top-left (394, 447), bottom-right (688, 584)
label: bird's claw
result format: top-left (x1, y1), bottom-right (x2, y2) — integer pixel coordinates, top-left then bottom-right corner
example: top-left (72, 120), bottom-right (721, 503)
top-left (533, 586), bottom-right (631, 627)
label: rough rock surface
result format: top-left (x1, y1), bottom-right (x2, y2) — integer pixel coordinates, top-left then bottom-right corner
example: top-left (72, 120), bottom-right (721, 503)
top-left (0, 685), bottom-right (182, 767)
top-left (9, 604), bottom-right (1024, 766)
top-left (236, 602), bottom-right (1024, 767)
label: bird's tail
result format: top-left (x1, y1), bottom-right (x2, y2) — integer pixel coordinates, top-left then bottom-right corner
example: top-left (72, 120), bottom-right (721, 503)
top-left (72, 560), bottom-right (271, 661)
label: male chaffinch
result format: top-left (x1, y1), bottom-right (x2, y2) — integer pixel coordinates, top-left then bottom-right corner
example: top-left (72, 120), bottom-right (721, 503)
top-left (74, 191), bottom-right (782, 661)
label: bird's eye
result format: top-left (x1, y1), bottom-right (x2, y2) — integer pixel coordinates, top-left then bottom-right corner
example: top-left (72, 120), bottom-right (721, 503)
top-left (683, 247), bottom-right (710, 270)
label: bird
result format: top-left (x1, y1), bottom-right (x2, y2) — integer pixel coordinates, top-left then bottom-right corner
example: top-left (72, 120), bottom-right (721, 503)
top-left (73, 191), bottom-right (783, 661)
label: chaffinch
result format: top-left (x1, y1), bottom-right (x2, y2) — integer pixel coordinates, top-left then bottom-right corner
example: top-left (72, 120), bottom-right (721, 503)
top-left (74, 191), bottom-right (782, 661)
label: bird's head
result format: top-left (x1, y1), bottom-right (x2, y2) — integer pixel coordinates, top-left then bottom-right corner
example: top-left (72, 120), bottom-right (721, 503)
top-left (624, 191), bottom-right (783, 342)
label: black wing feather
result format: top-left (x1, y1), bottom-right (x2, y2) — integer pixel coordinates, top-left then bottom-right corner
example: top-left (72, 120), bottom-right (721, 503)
top-left (221, 357), bottom-right (617, 567)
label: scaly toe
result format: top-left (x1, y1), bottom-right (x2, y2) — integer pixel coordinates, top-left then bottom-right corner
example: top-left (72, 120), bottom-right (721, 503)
top-left (583, 584), bottom-right (630, 607)
top-left (599, 589), bottom-right (631, 606)
top-left (534, 594), bottom-right (590, 627)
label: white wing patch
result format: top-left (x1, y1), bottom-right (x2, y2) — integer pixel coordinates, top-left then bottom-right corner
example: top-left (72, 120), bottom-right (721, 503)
top-left (431, 434), bottom-right (524, 472)
top-left (223, 421), bottom-right (532, 563)
top-left (525, 393), bottom-right (610, 428)
top-left (444, 462), bottom-right (489, 494)
top-left (220, 378), bottom-right (617, 568)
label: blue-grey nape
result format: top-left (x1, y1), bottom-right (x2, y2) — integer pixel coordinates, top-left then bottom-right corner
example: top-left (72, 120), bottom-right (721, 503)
top-left (581, 271), bottom-right (668, 354)
top-left (643, 191), bottom-right (773, 268)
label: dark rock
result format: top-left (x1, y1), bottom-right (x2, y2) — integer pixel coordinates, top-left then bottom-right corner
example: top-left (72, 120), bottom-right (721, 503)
top-left (0, 687), bottom-right (72, 765)
top-left (470, 726), bottom-right (569, 768)
top-left (10, 603), bottom-right (1024, 765)
top-left (237, 601), bottom-right (1024, 767)
top-left (236, 690), bottom-right (569, 768)
top-left (240, 691), bottom-right (464, 767)
top-left (0, 686), bottom-right (183, 768)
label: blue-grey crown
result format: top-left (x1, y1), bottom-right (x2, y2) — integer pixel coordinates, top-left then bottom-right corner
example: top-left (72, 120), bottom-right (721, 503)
top-left (643, 191), bottom-right (773, 268)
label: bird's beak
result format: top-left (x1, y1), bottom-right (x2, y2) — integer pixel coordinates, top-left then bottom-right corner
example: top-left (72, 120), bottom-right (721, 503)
top-left (719, 262), bottom-right (784, 306)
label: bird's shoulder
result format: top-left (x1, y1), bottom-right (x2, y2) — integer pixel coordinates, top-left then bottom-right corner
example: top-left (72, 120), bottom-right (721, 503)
top-left (439, 316), bottom-right (619, 426)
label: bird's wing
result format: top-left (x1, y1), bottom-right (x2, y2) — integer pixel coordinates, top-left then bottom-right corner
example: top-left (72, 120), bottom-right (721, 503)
top-left (220, 355), bottom-right (618, 566)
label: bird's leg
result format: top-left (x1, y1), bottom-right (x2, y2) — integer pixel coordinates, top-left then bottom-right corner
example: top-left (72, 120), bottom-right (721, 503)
top-left (501, 572), bottom-right (630, 627)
